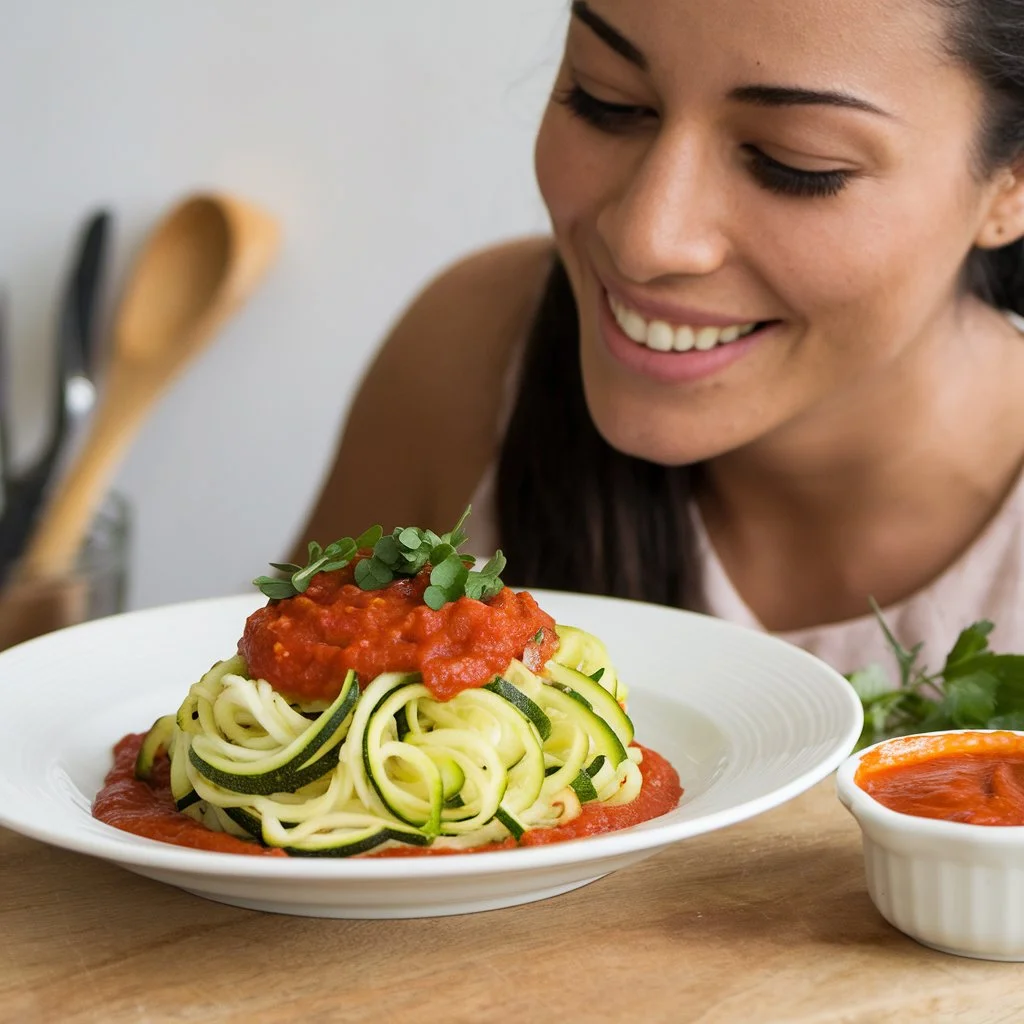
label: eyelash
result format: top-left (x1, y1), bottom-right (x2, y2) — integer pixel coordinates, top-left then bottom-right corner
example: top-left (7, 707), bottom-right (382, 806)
top-left (555, 82), bottom-right (854, 200)
top-left (743, 148), bottom-right (851, 199)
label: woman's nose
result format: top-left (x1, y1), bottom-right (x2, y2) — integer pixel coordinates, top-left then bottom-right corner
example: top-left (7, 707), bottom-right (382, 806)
top-left (597, 131), bottom-right (731, 284)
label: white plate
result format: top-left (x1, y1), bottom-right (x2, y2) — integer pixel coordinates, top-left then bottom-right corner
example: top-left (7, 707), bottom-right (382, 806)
top-left (0, 590), bottom-right (862, 918)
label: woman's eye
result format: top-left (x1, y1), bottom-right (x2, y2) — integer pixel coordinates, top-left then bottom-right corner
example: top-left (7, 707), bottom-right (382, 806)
top-left (744, 146), bottom-right (853, 199)
top-left (555, 82), bottom-right (657, 132)
top-left (555, 84), bottom-right (852, 199)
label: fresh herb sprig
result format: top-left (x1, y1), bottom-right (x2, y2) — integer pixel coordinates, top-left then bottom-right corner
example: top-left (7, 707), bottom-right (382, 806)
top-left (252, 506), bottom-right (506, 610)
top-left (253, 526), bottom-right (384, 600)
top-left (848, 598), bottom-right (1024, 749)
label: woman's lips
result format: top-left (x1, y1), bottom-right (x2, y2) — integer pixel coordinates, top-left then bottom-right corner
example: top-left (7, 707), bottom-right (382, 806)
top-left (597, 289), bottom-right (776, 384)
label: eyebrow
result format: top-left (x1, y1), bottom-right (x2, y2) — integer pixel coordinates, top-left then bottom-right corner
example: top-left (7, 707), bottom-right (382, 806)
top-left (570, 4), bottom-right (891, 120)
top-left (571, 1), bottom-right (648, 71)
top-left (730, 84), bottom-right (892, 119)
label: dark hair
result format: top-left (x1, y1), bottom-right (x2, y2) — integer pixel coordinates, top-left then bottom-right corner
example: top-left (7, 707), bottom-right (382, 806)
top-left (944, 0), bottom-right (1024, 310)
top-left (498, 1), bottom-right (1024, 606)
top-left (496, 258), bottom-right (702, 606)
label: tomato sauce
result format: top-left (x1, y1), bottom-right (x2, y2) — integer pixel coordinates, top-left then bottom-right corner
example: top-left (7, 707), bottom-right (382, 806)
top-left (856, 731), bottom-right (1024, 826)
top-left (93, 733), bottom-right (285, 856)
top-left (371, 744), bottom-right (682, 856)
top-left (239, 562), bottom-right (557, 703)
top-left (93, 736), bottom-right (682, 856)
top-left (95, 572), bottom-right (681, 857)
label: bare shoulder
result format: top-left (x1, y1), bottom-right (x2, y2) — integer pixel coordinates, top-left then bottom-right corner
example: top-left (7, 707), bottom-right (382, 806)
top-left (376, 235), bottom-right (554, 391)
top-left (292, 236), bottom-right (555, 555)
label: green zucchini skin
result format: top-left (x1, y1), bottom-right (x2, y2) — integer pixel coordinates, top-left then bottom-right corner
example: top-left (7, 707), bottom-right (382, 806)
top-left (223, 805), bottom-right (263, 838)
top-left (484, 677), bottom-right (552, 740)
top-left (545, 662), bottom-right (635, 748)
top-left (494, 806), bottom-right (526, 841)
top-left (152, 621), bottom-right (643, 855)
top-left (281, 825), bottom-right (431, 858)
top-left (570, 770), bottom-right (600, 803)
top-left (530, 677), bottom-right (629, 769)
top-left (188, 744), bottom-right (342, 797)
top-left (187, 670), bottom-right (359, 796)
top-left (175, 791), bottom-right (202, 812)
top-left (225, 802), bottom-right (432, 857)
top-left (550, 624), bottom-right (622, 701)
top-left (353, 674), bottom-right (444, 835)
top-left (134, 715), bottom-right (176, 780)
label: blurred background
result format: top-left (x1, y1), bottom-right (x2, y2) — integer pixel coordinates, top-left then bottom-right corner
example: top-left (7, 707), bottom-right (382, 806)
top-left (0, 0), bottom-right (565, 612)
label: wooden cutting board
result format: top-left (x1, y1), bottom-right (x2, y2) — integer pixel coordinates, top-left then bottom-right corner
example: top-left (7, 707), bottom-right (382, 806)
top-left (1, 779), bottom-right (1020, 1024)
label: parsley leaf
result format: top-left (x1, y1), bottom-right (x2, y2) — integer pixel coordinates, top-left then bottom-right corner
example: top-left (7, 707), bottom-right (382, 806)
top-left (846, 663), bottom-right (891, 703)
top-left (849, 602), bottom-right (1024, 749)
top-left (943, 620), bottom-right (994, 672)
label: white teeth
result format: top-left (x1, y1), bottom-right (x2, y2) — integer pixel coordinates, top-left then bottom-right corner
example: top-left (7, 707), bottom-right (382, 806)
top-left (695, 326), bottom-right (720, 351)
top-left (622, 310), bottom-right (647, 342)
top-left (609, 293), bottom-right (759, 353)
top-left (647, 321), bottom-right (674, 352)
top-left (674, 326), bottom-right (695, 352)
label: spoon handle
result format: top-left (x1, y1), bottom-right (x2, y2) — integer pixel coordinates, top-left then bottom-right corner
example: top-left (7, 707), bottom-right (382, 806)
top-left (10, 191), bottom-right (279, 588)
top-left (15, 363), bottom-right (157, 579)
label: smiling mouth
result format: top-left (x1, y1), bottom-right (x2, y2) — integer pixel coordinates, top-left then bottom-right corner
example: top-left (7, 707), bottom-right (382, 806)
top-left (607, 292), bottom-right (776, 352)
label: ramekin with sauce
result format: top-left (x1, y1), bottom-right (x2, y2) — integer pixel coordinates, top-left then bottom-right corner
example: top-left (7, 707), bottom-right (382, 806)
top-left (836, 730), bottom-right (1024, 961)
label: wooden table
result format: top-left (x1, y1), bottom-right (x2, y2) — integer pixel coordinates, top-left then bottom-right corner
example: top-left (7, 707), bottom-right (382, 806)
top-left (2, 780), bottom-right (1022, 1024)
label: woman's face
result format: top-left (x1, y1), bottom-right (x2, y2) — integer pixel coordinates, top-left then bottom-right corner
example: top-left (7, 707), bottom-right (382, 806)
top-left (535, 0), bottom-right (1007, 465)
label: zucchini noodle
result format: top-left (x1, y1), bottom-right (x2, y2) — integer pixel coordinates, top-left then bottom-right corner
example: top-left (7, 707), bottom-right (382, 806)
top-left (138, 624), bottom-right (646, 857)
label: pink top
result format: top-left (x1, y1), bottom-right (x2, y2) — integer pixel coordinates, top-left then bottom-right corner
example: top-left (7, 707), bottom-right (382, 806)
top-left (468, 312), bottom-right (1024, 677)
top-left (470, 465), bottom-right (1024, 676)
top-left (692, 477), bottom-right (1024, 675)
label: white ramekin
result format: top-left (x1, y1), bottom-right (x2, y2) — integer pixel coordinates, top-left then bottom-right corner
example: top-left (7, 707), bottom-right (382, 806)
top-left (836, 730), bottom-right (1024, 961)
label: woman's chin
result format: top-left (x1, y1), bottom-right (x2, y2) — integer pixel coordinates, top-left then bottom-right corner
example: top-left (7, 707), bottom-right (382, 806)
top-left (585, 403), bottom-right (727, 467)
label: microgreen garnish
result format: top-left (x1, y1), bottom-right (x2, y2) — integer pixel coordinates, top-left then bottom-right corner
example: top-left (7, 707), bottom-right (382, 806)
top-left (253, 526), bottom-right (382, 600)
top-left (848, 598), bottom-right (1024, 749)
top-left (252, 505), bottom-right (506, 610)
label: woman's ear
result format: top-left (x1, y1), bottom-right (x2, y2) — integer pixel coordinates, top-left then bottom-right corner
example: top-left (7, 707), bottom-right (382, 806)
top-left (975, 161), bottom-right (1024, 249)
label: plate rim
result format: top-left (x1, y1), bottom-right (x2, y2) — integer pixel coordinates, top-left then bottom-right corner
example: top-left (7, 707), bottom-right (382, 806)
top-left (0, 589), bottom-right (863, 880)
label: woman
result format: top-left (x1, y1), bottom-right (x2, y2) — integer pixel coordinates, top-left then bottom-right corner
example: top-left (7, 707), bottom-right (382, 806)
top-left (296, 0), bottom-right (1024, 674)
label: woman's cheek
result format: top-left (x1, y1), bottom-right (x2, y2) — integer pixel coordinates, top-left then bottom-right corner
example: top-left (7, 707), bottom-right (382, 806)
top-left (534, 108), bottom-right (577, 229)
top-left (746, 196), bottom-right (901, 326)
top-left (536, 110), bottom-right (616, 227)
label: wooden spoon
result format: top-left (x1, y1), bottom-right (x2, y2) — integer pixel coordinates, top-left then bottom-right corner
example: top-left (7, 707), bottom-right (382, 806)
top-left (15, 191), bottom-right (279, 581)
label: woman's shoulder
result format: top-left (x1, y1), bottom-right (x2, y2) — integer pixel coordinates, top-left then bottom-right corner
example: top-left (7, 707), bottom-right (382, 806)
top-left (406, 235), bottom-right (556, 346)
top-left (292, 237), bottom-right (555, 553)
top-left (363, 235), bottom-right (554, 398)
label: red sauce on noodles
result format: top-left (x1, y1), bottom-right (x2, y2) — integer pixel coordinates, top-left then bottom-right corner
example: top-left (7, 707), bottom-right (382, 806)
top-left (239, 562), bottom-right (557, 703)
top-left (94, 737), bottom-right (681, 856)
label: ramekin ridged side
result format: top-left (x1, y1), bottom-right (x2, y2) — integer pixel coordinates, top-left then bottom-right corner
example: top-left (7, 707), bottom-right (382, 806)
top-left (837, 732), bottom-right (1024, 962)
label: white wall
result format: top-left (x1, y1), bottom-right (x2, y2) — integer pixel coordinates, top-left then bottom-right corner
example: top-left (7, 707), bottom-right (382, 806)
top-left (1, 1), bottom-right (566, 609)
